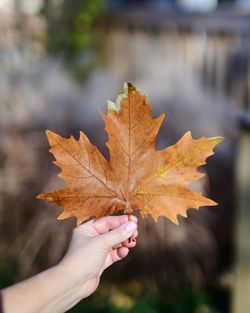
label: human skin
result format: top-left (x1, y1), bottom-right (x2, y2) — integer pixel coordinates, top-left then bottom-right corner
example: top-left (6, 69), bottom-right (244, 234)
top-left (2, 215), bottom-right (138, 313)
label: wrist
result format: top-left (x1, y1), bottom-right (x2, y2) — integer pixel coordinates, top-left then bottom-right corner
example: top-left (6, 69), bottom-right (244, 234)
top-left (56, 259), bottom-right (95, 300)
top-left (37, 264), bottom-right (87, 313)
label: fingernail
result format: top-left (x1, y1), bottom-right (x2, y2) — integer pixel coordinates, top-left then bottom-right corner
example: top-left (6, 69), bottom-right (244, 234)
top-left (125, 221), bottom-right (137, 233)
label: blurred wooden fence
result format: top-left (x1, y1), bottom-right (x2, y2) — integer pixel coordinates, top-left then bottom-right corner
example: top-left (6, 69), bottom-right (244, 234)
top-left (97, 9), bottom-right (250, 111)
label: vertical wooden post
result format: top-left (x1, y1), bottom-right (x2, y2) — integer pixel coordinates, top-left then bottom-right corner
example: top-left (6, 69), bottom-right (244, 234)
top-left (232, 111), bottom-right (250, 313)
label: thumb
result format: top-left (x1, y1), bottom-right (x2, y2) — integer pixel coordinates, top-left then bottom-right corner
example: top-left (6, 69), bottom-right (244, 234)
top-left (96, 221), bottom-right (137, 249)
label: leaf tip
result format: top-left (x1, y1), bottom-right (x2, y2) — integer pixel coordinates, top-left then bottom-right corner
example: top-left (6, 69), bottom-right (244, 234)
top-left (79, 130), bottom-right (84, 138)
top-left (206, 198), bottom-right (218, 206)
top-left (171, 216), bottom-right (180, 225)
top-left (107, 99), bottom-right (120, 112)
top-left (45, 129), bottom-right (54, 138)
top-left (37, 193), bottom-right (55, 203)
top-left (207, 136), bottom-right (224, 153)
top-left (159, 112), bottom-right (166, 122)
top-left (125, 82), bottom-right (135, 91)
top-left (215, 136), bottom-right (224, 144)
top-left (185, 130), bottom-right (192, 138)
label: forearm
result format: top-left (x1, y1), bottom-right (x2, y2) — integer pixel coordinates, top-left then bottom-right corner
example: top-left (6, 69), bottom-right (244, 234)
top-left (2, 263), bottom-right (85, 313)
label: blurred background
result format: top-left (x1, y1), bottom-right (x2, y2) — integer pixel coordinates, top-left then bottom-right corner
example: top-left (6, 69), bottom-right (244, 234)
top-left (0, 0), bottom-right (250, 312)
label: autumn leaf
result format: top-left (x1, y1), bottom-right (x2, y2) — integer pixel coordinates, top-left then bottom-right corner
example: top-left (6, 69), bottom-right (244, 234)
top-left (37, 83), bottom-right (223, 225)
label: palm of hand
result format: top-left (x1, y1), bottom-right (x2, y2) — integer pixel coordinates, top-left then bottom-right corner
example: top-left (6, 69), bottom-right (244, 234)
top-left (60, 215), bottom-right (138, 298)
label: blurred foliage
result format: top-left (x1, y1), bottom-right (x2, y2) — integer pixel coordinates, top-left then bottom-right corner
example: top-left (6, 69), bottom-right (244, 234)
top-left (68, 281), bottom-right (227, 313)
top-left (41, 0), bottom-right (104, 78)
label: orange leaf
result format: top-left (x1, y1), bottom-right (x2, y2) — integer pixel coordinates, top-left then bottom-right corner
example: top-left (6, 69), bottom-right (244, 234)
top-left (37, 83), bottom-right (223, 225)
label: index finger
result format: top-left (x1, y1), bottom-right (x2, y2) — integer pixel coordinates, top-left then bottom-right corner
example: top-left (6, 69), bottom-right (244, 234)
top-left (93, 215), bottom-right (138, 234)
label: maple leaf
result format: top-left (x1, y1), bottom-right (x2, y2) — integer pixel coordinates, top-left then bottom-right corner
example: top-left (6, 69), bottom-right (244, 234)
top-left (37, 83), bottom-right (223, 225)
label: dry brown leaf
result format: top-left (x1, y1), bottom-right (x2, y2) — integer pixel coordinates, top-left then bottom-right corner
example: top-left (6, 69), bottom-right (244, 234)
top-left (37, 83), bottom-right (223, 225)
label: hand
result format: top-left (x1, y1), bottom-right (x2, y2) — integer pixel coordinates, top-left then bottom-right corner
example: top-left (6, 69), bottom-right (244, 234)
top-left (2, 215), bottom-right (138, 313)
top-left (60, 215), bottom-right (138, 299)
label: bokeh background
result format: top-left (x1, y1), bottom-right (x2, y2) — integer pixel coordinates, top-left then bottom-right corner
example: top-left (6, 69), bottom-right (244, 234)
top-left (0, 0), bottom-right (250, 312)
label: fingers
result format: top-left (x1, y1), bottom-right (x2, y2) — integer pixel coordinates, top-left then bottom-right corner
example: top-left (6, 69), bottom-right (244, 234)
top-left (73, 215), bottom-right (138, 237)
top-left (112, 247), bottom-right (129, 262)
top-left (92, 215), bottom-right (138, 234)
top-left (95, 220), bottom-right (137, 249)
top-left (103, 247), bottom-right (129, 270)
top-left (113, 230), bottom-right (138, 249)
top-left (123, 231), bottom-right (138, 248)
